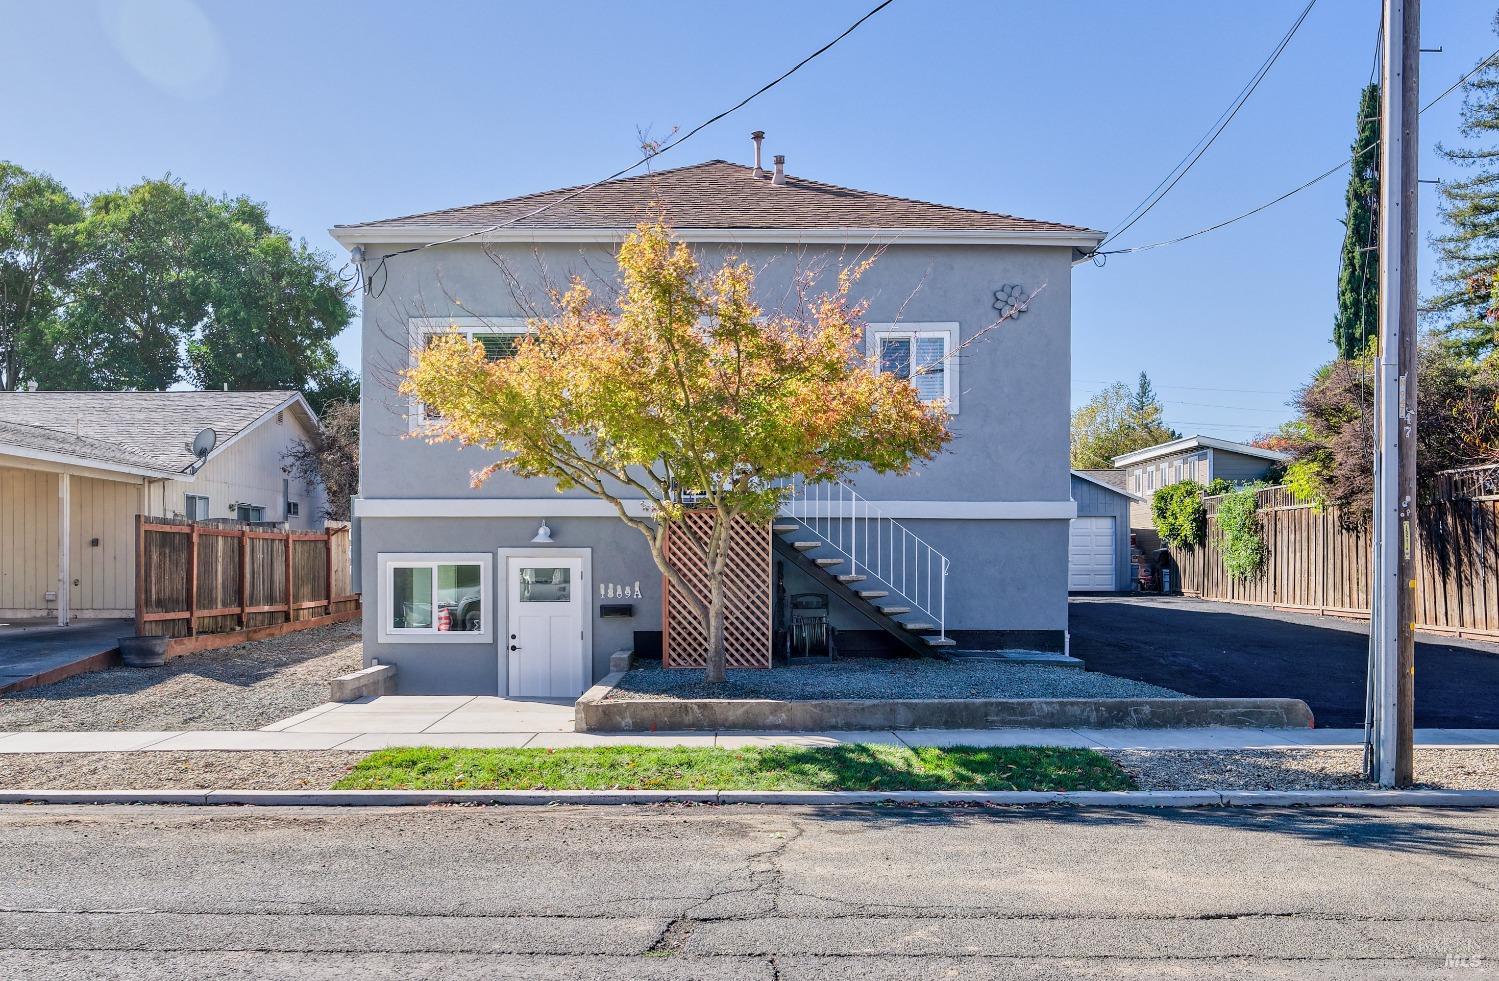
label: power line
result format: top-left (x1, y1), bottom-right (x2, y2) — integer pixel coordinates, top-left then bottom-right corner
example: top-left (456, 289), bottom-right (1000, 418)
top-left (1071, 378), bottom-right (1297, 396)
top-left (1100, 0), bottom-right (1318, 249)
top-left (1096, 44), bottom-right (1499, 258)
top-left (356, 0), bottom-right (898, 297)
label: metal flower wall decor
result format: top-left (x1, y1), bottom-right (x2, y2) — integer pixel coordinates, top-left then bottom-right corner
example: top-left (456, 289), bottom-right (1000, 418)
top-left (993, 284), bottom-right (1031, 320)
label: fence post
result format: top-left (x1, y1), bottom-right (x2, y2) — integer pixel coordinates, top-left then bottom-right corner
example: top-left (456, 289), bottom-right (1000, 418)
top-left (325, 528), bottom-right (334, 615)
top-left (239, 526), bottom-right (249, 630)
top-left (284, 528), bottom-right (294, 623)
top-left (188, 524), bottom-right (199, 637)
top-left (134, 514), bottom-right (145, 635)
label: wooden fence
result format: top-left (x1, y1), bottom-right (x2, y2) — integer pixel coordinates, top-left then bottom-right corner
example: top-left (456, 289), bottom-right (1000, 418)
top-left (661, 512), bottom-right (773, 668)
top-left (135, 515), bottom-right (359, 652)
top-left (1176, 485), bottom-right (1499, 642)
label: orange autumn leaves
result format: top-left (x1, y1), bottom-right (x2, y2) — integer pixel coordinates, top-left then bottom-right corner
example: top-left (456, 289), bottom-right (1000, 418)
top-left (402, 222), bottom-right (951, 522)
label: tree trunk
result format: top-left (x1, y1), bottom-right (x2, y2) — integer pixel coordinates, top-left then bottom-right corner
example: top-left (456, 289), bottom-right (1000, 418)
top-left (703, 564), bottom-right (729, 685)
top-left (702, 517), bottom-right (731, 685)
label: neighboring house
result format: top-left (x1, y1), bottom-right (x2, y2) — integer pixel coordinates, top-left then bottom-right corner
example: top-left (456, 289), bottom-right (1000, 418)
top-left (1109, 435), bottom-right (1292, 557)
top-left (0, 391), bottom-right (326, 623)
top-left (1069, 469), bottom-right (1142, 592)
top-left (334, 152), bottom-right (1104, 696)
top-left (1112, 435), bottom-right (1291, 497)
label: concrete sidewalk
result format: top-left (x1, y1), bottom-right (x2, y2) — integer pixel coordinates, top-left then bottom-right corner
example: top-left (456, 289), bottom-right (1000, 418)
top-left (1, 724), bottom-right (1496, 754)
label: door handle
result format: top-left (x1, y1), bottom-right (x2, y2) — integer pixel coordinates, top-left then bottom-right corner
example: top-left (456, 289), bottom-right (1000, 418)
top-left (509, 644), bottom-right (521, 651)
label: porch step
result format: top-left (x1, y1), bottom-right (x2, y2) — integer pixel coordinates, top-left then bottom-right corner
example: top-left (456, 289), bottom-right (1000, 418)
top-left (855, 590), bottom-right (888, 600)
top-left (836, 575), bottom-right (867, 584)
top-left (792, 541), bottom-right (821, 551)
top-left (876, 606), bottom-right (911, 616)
top-left (814, 557), bottom-right (843, 568)
top-left (773, 524), bottom-right (800, 533)
top-left (924, 636), bottom-right (957, 647)
top-left (901, 622), bottom-right (937, 632)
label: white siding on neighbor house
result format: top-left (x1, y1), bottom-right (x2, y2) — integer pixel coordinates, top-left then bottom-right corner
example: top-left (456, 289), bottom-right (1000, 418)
top-left (0, 465), bottom-right (138, 616)
top-left (156, 409), bottom-right (325, 529)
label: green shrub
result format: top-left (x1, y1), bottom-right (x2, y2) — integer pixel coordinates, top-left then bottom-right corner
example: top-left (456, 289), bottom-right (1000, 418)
top-left (1151, 480), bottom-right (1207, 548)
top-left (1205, 477), bottom-right (1234, 496)
top-left (1218, 486), bottom-right (1268, 581)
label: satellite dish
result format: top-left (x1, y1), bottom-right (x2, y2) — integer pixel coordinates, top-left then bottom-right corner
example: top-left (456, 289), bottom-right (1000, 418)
top-left (191, 428), bottom-right (218, 460)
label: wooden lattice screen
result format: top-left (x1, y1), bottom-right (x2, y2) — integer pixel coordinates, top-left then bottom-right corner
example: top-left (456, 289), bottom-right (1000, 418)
top-left (662, 512), bottom-right (773, 668)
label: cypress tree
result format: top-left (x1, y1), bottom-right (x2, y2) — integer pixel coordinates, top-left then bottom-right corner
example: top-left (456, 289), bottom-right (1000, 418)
top-left (1428, 23), bottom-right (1499, 361)
top-left (1334, 83), bottom-right (1380, 359)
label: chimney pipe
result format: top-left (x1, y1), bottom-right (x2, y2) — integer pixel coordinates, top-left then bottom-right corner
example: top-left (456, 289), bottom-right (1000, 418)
top-left (771, 154), bottom-right (787, 186)
top-left (751, 131), bottom-right (766, 178)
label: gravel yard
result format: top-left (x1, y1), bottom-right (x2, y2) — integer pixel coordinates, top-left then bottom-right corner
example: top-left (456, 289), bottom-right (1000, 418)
top-left (0, 751), bottom-right (367, 790)
top-left (608, 658), bottom-right (1186, 701)
top-left (0, 621), bottom-right (360, 732)
top-left (1110, 748), bottom-right (1499, 791)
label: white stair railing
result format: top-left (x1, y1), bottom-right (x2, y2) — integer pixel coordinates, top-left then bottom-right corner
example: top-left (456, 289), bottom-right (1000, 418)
top-left (774, 475), bottom-right (949, 640)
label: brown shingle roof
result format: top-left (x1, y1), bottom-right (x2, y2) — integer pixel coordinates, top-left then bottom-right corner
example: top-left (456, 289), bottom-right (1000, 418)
top-left (335, 160), bottom-right (1099, 237)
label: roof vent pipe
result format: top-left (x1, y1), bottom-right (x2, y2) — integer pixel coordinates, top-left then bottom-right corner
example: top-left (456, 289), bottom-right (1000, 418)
top-left (751, 131), bottom-right (766, 178)
top-left (771, 154), bottom-right (787, 186)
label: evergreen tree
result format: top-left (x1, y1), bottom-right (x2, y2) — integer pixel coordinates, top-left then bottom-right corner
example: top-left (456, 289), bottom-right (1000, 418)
top-left (1071, 373), bottom-right (1177, 470)
top-left (1334, 83), bottom-right (1380, 359)
top-left (1427, 23), bottom-right (1499, 360)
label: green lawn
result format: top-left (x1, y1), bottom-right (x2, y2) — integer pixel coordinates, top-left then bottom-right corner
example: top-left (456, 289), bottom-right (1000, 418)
top-left (334, 744), bottom-right (1134, 792)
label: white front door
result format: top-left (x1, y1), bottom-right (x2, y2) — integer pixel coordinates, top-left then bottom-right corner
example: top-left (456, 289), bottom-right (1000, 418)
top-left (1068, 517), bottom-right (1117, 591)
top-left (506, 556), bottom-right (586, 697)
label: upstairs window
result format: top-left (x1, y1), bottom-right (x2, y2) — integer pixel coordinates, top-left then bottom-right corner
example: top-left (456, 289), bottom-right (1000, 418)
top-left (865, 323), bottom-right (959, 412)
top-left (409, 318), bottom-right (528, 426)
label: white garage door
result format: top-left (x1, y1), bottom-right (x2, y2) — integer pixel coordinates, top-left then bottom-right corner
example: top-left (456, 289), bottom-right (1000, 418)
top-left (1069, 517), bottom-right (1117, 591)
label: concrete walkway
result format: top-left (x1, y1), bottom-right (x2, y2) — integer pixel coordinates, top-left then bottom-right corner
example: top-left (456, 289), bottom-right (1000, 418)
top-left (0, 692), bottom-right (1495, 753)
top-left (0, 618), bottom-right (128, 693)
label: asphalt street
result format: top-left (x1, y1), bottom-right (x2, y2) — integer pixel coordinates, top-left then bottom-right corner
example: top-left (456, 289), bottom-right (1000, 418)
top-left (2, 803), bottom-right (1496, 979)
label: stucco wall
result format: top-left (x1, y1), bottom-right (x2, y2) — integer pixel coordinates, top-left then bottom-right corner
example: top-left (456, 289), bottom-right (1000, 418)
top-left (353, 235), bottom-right (1077, 688)
top-left (360, 515), bottom-right (658, 694)
top-left (357, 240), bottom-right (1074, 505)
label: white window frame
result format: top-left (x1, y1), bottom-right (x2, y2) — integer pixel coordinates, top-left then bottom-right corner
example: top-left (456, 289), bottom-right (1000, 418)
top-left (408, 317), bottom-right (529, 429)
top-left (236, 503), bottom-right (265, 522)
top-left (377, 551), bottom-right (493, 644)
top-left (864, 322), bottom-right (960, 413)
top-left (185, 494), bottom-right (210, 521)
top-left (286, 500), bottom-right (301, 518)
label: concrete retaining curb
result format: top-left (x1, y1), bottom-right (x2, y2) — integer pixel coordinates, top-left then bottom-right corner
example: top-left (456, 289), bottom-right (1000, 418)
top-left (2, 789), bottom-right (1495, 808)
top-left (329, 664), bottom-right (396, 702)
top-left (576, 685), bottom-right (1316, 732)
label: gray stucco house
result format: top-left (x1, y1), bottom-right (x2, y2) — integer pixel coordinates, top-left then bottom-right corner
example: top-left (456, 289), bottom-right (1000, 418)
top-left (333, 152), bottom-right (1104, 696)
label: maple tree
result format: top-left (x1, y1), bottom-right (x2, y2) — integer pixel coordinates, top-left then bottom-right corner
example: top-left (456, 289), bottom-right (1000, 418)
top-left (405, 222), bottom-right (951, 683)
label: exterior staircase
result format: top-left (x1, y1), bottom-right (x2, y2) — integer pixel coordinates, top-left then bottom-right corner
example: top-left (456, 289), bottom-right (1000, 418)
top-left (772, 476), bottom-right (953, 656)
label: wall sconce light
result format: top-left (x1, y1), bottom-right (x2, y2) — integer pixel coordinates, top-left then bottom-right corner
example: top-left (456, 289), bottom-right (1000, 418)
top-left (531, 520), bottom-right (554, 544)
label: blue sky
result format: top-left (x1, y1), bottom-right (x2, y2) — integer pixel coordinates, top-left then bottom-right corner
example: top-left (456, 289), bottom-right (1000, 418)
top-left (3, 1), bottom-right (1493, 441)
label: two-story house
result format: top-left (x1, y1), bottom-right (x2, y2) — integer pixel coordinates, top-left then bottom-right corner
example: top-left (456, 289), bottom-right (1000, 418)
top-left (1111, 434), bottom-right (1291, 558)
top-left (333, 150), bottom-right (1103, 696)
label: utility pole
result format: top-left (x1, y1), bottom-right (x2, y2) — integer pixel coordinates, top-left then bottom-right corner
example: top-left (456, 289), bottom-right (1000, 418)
top-left (1367, 0), bottom-right (1419, 788)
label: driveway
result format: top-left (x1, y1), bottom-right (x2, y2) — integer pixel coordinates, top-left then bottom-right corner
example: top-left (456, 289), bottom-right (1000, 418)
top-left (1070, 595), bottom-right (1499, 728)
top-left (0, 619), bottom-right (128, 692)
